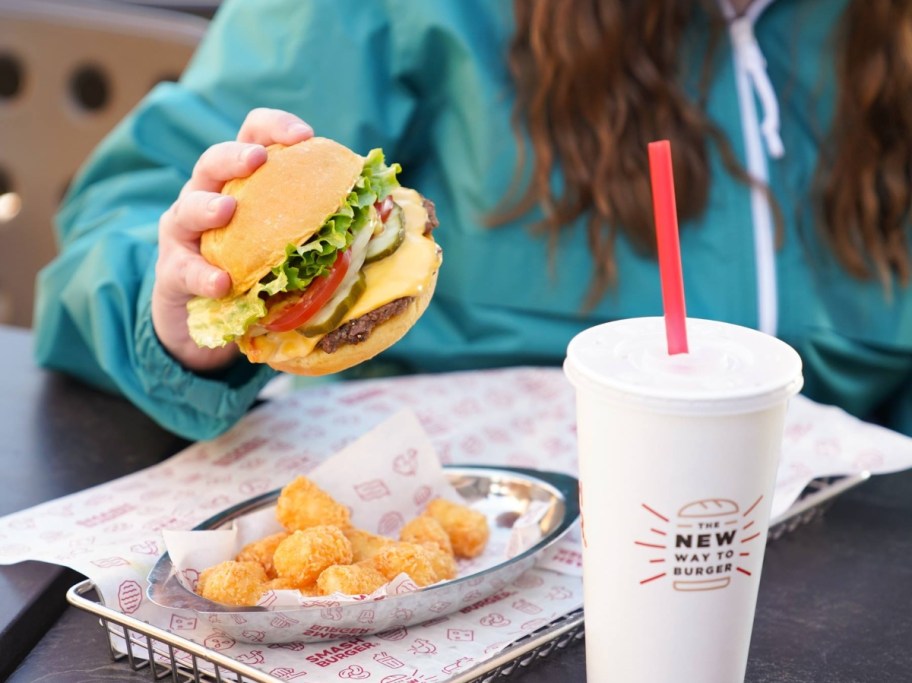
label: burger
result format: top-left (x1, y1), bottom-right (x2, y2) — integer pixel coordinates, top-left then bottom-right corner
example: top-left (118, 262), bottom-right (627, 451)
top-left (186, 137), bottom-right (442, 375)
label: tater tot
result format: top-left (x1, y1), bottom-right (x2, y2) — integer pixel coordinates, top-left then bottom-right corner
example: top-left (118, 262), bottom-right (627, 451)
top-left (317, 561), bottom-right (388, 596)
top-left (399, 515), bottom-right (453, 556)
top-left (273, 526), bottom-right (353, 586)
top-left (421, 542), bottom-right (458, 582)
top-left (344, 527), bottom-right (394, 562)
top-left (425, 498), bottom-right (490, 558)
top-left (262, 577), bottom-right (319, 597)
top-left (275, 476), bottom-right (351, 531)
top-left (236, 531), bottom-right (289, 579)
top-left (371, 541), bottom-right (439, 587)
top-left (197, 560), bottom-right (268, 607)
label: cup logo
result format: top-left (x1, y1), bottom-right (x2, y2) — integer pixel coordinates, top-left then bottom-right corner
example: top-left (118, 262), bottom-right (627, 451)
top-left (635, 495), bottom-right (764, 591)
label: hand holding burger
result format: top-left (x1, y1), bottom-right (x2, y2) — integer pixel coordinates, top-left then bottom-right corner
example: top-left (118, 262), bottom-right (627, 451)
top-left (180, 125), bottom-right (441, 376)
top-left (152, 108), bottom-right (316, 373)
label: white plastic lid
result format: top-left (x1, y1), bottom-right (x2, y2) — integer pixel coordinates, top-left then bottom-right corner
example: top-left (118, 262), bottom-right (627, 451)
top-left (564, 317), bottom-right (804, 415)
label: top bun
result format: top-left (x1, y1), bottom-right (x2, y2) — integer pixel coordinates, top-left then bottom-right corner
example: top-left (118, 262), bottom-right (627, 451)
top-left (201, 137), bottom-right (364, 296)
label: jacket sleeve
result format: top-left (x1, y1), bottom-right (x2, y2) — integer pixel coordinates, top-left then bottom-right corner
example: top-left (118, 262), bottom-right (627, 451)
top-left (33, 0), bottom-right (419, 441)
top-left (891, 379), bottom-right (912, 436)
top-left (801, 330), bottom-right (912, 437)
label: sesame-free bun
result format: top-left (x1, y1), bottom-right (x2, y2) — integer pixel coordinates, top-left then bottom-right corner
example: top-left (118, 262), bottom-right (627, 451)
top-left (201, 137), bottom-right (364, 296)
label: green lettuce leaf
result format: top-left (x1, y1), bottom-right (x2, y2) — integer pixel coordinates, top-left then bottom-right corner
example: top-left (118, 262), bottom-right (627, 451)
top-left (266, 147), bottom-right (400, 293)
top-left (187, 290), bottom-right (266, 349)
top-left (186, 148), bottom-right (400, 349)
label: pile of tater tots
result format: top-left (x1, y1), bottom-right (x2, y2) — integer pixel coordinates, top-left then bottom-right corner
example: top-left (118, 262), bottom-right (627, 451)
top-left (196, 475), bottom-right (490, 606)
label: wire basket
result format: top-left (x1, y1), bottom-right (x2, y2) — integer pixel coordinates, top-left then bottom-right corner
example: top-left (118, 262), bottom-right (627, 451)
top-left (766, 472), bottom-right (869, 542)
top-left (68, 580), bottom-right (584, 683)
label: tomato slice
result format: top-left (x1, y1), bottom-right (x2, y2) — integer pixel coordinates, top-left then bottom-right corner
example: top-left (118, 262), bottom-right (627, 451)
top-left (262, 250), bottom-right (352, 332)
top-left (375, 196), bottom-right (395, 223)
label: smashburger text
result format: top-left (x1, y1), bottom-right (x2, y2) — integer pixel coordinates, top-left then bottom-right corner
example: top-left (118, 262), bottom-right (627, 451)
top-left (305, 638), bottom-right (377, 667)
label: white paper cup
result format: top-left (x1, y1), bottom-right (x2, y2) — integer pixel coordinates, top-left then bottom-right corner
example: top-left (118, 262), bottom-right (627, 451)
top-left (564, 317), bottom-right (803, 683)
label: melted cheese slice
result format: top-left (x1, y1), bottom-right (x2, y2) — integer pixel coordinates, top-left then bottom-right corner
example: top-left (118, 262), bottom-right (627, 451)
top-left (249, 187), bottom-right (441, 363)
top-left (353, 187), bottom-right (440, 318)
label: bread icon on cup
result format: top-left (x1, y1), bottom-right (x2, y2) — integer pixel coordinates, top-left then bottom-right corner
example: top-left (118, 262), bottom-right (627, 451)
top-left (672, 498), bottom-right (740, 592)
top-left (679, 498), bottom-right (739, 518)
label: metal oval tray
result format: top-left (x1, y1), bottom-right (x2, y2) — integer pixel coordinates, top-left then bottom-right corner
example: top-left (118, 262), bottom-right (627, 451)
top-left (146, 465), bottom-right (579, 643)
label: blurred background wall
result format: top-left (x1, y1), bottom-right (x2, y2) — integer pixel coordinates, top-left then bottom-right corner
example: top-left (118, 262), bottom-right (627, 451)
top-left (0, 0), bottom-right (218, 327)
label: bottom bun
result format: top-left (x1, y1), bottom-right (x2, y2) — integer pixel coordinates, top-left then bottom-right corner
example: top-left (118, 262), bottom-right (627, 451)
top-left (239, 268), bottom-right (438, 376)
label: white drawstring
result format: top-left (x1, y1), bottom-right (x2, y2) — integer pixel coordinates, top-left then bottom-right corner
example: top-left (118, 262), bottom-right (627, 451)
top-left (719, 0), bottom-right (780, 336)
top-left (720, 0), bottom-right (785, 159)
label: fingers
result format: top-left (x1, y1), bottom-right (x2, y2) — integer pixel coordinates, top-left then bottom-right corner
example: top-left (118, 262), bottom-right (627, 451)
top-left (157, 244), bottom-right (232, 301)
top-left (237, 107), bottom-right (314, 146)
top-left (182, 109), bottom-right (314, 195)
top-left (184, 141), bottom-right (268, 196)
top-left (166, 190), bottom-right (235, 243)
top-left (181, 253), bottom-right (231, 299)
top-left (159, 190), bottom-right (234, 300)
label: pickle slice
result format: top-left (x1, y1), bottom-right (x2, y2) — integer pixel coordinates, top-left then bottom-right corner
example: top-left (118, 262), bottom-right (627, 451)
top-left (299, 273), bottom-right (367, 337)
top-left (364, 204), bottom-right (405, 264)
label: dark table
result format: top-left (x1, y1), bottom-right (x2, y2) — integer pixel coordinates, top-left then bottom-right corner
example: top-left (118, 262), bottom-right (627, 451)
top-left (0, 324), bottom-right (189, 680)
top-left (2, 323), bottom-right (911, 682)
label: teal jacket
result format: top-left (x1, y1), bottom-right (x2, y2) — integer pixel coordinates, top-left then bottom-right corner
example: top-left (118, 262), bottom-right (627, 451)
top-left (34, 0), bottom-right (912, 440)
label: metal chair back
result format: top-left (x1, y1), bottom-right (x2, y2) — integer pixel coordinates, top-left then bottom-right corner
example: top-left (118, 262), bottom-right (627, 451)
top-left (0, 0), bottom-right (207, 326)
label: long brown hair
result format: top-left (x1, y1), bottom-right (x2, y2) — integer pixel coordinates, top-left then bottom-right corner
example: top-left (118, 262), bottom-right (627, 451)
top-left (500, 0), bottom-right (912, 304)
top-left (819, 0), bottom-right (912, 288)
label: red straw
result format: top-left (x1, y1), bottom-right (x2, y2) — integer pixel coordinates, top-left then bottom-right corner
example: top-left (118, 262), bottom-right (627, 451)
top-left (648, 140), bottom-right (689, 355)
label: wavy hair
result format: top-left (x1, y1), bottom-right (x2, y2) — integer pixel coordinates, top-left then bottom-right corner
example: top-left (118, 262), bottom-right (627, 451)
top-left (818, 0), bottom-right (912, 289)
top-left (499, 0), bottom-right (912, 304)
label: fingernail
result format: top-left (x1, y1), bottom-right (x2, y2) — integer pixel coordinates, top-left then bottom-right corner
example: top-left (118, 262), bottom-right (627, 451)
top-left (288, 123), bottom-right (313, 137)
top-left (207, 196), bottom-right (229, 213)
top-left (208, 271), bottom-right (225, 291)
top-left (239, 145), bottom-right (264, 163)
